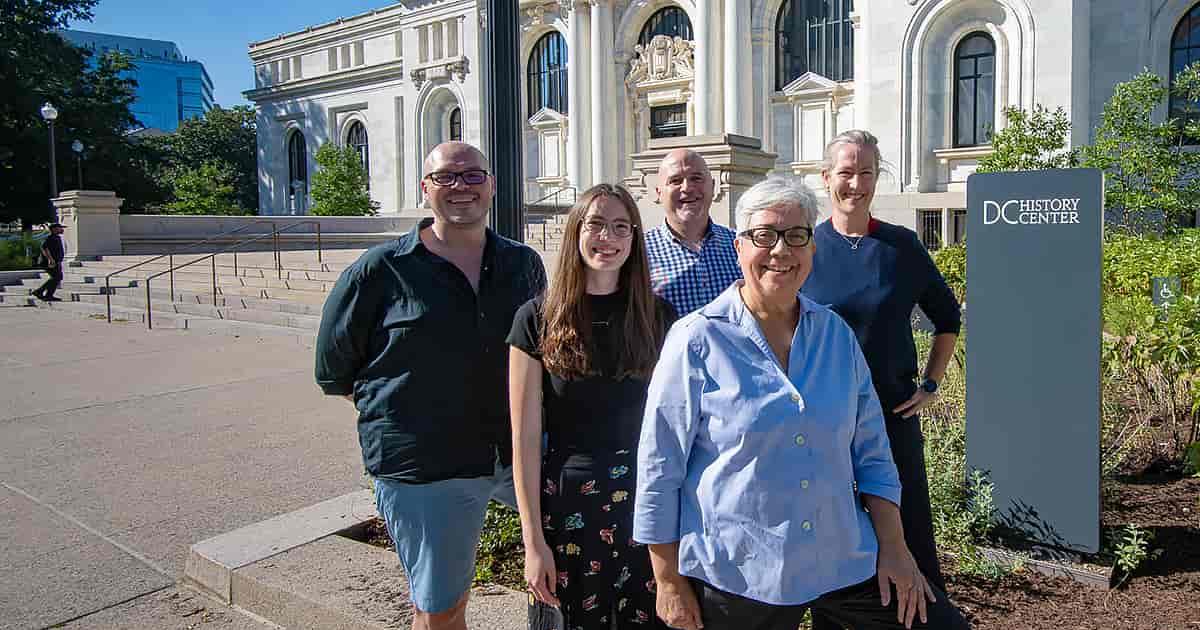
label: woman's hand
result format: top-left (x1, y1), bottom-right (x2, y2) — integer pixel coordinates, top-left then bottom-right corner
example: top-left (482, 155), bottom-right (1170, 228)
top-left (655, 574), bottom-right (703, 630)
top-left (524, 538), bottom-right (560, 607)
top-left (876, 542), bottom-right (936, 629)
top-left (892, 389), bottom-right (935, 419)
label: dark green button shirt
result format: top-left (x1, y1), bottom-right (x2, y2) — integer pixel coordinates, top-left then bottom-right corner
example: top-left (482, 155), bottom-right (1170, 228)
top-left (315, 218), bottom-right (547, 483)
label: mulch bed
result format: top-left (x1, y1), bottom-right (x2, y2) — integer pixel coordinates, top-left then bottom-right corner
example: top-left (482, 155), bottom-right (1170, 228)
top-left (946, 472), bottom-right (1200, 629)
top-left (350, 473), bottom-right (1199, 628)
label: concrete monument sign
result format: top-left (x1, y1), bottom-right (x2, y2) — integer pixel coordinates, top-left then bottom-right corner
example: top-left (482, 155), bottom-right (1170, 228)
top-left (965, 169), bottom-right (1103, 554)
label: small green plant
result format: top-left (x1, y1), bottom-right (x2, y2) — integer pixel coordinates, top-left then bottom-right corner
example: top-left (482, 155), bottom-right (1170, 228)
top-left (1109, 524), bottom-right (1158, 588)
top-left (1184, 442), bottom-right (1200, 477)
top-left (0, 233), bottom-right (40, 271)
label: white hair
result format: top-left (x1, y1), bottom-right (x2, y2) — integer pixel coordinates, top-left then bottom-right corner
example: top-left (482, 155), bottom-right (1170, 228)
top-left (734, 176), bottom-right (820, 233)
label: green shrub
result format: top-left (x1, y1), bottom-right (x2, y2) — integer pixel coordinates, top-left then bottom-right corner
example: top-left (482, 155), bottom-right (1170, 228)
top-left (310, 143), bottom-right (379, 216)
top-left (932, 243), bottom-right (966, 303)
top-left (475, 502), bottom-right (524, 588)
top-left (0, 234), bottom-right (40, 271)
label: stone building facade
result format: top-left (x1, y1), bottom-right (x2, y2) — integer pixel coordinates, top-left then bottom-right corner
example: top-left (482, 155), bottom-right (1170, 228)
top-left (246, 0), bottom-right (1200, 245)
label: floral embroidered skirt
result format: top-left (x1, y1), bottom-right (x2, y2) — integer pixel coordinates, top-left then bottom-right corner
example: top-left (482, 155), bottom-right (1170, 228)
top-left (541, 449), bottom-right (665, 630)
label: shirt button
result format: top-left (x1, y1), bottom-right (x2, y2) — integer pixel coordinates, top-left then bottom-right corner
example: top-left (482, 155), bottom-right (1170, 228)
top-left (802, 520), bottom-right (813, 532)
top-left (790, 393), bottom-right (801, 403)
top-left (794, 434), bottom-right (806, 447)
top-left (800, 480), bottom-right (809, 489)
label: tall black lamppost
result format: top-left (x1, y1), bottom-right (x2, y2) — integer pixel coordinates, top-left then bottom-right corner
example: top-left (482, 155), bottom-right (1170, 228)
top-left (71, 140), bottom-right (84, 189)
top-left (39, 103), bottom-right (59, 220)
top-left (485, 0), bottom-right (523, 241)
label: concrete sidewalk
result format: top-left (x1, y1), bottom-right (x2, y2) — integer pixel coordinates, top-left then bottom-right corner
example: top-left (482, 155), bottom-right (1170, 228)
top-left (0, 307), bottom-right (362, 629)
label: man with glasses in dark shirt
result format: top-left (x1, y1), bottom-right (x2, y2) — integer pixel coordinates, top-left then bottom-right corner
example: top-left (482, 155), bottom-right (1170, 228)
top-left (316, 142), bottom-right (546, 630)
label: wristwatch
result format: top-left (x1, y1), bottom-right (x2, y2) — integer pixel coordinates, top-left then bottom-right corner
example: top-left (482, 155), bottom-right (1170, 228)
top-left (920, 377), bottom-right (939, 394)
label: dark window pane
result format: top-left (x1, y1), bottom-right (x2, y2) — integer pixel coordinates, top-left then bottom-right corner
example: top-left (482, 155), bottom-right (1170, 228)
top-left (957, 79), bottom-right (975, 146)
top-left (978, 55), bottom-right (994, 76)
top-left (650, 104), bottom-right (688, 139)
top-left (775, 0), bottom-right (854, 89)
top-left (978, 74), bottom-right (995, 142)
top-left (639, 8), bottom-right (693, 45)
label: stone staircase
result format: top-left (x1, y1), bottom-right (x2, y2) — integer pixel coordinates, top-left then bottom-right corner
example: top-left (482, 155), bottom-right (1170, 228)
top-left (525, 211), bottom-right (569, 252)
top-left (0, 250), bottom-right (365, 340)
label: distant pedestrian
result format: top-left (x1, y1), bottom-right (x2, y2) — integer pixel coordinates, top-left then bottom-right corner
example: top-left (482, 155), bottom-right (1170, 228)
top-left (315, 141), bottom-right (546, 630)
top-left (32, 223), bottom-right (65, 302)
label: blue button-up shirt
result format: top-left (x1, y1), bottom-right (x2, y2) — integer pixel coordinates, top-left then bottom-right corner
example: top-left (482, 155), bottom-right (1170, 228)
top-left (633, 283), bottom-right (901, 606)
top-left (645, 220), bottom-right (742, 316)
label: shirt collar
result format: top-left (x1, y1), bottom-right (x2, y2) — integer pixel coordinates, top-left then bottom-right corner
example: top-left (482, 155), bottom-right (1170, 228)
top-left (397, 217), bottom-right (499, 261)
top-left (699, 281), bottom-right (815, 327)
top-left (661, 218), bottom-right (715, 246)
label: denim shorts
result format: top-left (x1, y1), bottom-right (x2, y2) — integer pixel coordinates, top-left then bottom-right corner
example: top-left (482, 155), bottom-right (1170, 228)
top-left (373, 460), bottom-right (516, 613)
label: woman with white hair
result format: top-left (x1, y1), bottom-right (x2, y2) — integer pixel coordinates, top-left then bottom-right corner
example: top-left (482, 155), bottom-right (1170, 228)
top-left (632, 177), bottom-right (969, 630)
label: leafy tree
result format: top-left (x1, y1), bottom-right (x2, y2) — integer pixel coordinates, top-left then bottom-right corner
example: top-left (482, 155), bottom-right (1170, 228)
top-left (164, 162), bottom-right (248, 215)
top-left (310, 143), bottom-right (378, 216)
top-left (147, 106), bottom-right (258, 212)
top-left (0, 0), bottom-right (164, 226)
top-left (977, 105), bottom-right (1079, 174)
top-left (1082, 65), bottom-right (1200, 232)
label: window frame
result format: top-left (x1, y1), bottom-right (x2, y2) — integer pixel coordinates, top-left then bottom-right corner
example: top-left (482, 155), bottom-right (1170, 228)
top-left (952, 31), bottom-right (997, 148)
top-left (346, 120), bottom-right (370, 188)
top-left (449, 107), bottom-right (463, 142)
top-left (775, 0), bottom-right (855, 90)
top-left (1169, 4), bottom-right (1200, 126)
top-left (526, 31), bottom-right (568, 116)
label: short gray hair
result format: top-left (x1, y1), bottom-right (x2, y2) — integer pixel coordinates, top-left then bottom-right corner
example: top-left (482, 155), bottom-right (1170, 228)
top-left (734, 176), bottom-right (820, 233)
top-left (821, 129), bottom-right (887, 176)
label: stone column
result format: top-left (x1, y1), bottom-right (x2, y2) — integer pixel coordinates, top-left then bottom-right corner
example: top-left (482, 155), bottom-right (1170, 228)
top-left (590, 0), bottom-right (615, 185)
top-left (693, 0), bottom-right (716, 135)
top-left (51, 190), bottom-right (124, 261)
top-left (566, 1), bottom-right (592, 191)
top-left (723, 0), bottom-right (751, 136)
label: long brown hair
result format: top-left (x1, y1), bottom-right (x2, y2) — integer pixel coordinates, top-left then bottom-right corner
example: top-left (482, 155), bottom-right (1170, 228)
top-left (541, 184), bottom-right (665, 380)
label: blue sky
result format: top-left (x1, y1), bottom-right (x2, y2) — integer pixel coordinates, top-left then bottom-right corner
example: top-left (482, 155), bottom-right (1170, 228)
top-left (70, 0), bottom-right (391, 107)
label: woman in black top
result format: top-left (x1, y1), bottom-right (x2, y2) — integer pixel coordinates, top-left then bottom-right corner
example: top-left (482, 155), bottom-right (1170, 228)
top-left (508, 184), bottom-right (674, 630)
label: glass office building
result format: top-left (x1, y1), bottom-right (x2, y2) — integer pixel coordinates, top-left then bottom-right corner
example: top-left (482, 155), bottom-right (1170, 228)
top-left (60, 30), bottom-right (214, 132)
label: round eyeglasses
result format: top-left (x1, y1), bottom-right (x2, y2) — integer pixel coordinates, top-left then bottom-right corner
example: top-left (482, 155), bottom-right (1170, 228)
top-left (424, 169), bottom-right (489, 186)
top-left (738, 226), bottom-right (814, 248)
top-left (582, 219), bottom-right (635, 239)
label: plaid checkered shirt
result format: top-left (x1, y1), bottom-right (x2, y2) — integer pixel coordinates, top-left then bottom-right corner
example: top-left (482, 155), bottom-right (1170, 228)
top-left (645, 220), bottom-right (743, 316)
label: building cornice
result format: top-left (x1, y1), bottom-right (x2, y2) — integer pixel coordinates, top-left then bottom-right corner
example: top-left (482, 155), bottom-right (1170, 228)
top-left (249, 6), bottom-right (407, 58)
top-left (244, 60), bottom-right (405, 102)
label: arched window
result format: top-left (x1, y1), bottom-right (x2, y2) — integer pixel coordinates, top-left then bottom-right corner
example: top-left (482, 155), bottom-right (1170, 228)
top-left (1170, 4), bottom-right (1200, 124)
top-left (953, 32), bottom-right (996, 147)
top-left (287, 131), bottom-right (307, 213)
top-left (449, 107), bottom-right (462, 141)
top-left (527, 32), bottom-right (568, 115)
top-left (776, 0), bottom-right (854, 90)
top-left (346, 121), bottom-right (369, 188)
top-left (638, 7), bottom-right (693, 45)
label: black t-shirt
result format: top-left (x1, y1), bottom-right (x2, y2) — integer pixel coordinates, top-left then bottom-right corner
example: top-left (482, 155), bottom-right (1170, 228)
top-left (507, 290), bottom-right (676, 453)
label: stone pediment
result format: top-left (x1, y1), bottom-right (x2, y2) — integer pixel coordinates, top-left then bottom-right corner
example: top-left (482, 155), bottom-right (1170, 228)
top-left (528, 107), bottom-right (566, 128)
top-left (780, 72), bottom-right (849, 99)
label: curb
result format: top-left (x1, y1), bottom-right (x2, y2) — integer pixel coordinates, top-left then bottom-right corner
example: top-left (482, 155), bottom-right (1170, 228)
top-left (185, 490), bottom-right (377, 603)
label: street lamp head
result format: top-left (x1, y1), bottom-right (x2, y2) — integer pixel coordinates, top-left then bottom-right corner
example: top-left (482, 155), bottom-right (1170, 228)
top-left (71, 140), bottom-right (84, 154)
top-left (40, 102), bottom-right (58, 121)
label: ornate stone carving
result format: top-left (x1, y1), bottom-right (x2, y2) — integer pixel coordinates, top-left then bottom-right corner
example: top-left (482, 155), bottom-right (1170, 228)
top-left (523, 4), bottom-right (550, 31)
top-left (479, 7), bottom-right (488, 31)
top-left (625, 35), bottom-right (694, 86)
top-left (447, 59), bottom-right (468, 82)
top-left (410, 68), bottom-right (426, 89)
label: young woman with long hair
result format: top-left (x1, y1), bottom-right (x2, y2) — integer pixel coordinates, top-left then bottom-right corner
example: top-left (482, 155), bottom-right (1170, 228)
top-left (508, 184), bottom-right (675, 630)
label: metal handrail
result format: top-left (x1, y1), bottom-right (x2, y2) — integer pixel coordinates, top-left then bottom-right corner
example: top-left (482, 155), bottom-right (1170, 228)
top-left (137, 222), bottom-right (323, 329)
top-left (104, 220), bottom-right (322, 323)
top-left (527, 186), bottom-right (577, 249)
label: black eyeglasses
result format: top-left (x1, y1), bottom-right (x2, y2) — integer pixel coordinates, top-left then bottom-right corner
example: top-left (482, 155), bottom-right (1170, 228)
top-left (582, 219), bottom-right (635, 239)
top-left (424, 169), bottom-right (489, 186)
top-left (738, 226), bottom-right (814, 248)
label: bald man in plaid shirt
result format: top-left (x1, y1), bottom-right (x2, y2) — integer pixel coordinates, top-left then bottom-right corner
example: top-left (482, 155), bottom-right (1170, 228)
top-left (644, 149), bottom-right (742, 316)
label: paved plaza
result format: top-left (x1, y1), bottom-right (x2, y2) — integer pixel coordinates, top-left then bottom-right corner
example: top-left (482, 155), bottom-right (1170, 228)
top-left (0, 306), bottom-right (363, 629)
